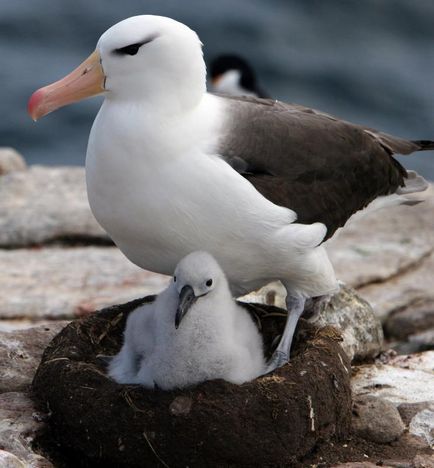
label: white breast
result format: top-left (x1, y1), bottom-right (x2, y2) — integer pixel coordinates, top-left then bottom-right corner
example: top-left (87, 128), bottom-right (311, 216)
top-left (84, 93), bottom-right (330, 295)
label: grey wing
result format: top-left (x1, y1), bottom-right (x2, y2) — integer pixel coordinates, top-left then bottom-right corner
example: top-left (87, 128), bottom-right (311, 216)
top-left (214, 94), bottom-right (430, 239)
top-left (107, 304), bottom-right (155, 384)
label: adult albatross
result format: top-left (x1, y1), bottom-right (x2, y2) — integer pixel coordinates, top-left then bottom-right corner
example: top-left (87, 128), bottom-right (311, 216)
top-left (28, 15), bottom-right (433, 371)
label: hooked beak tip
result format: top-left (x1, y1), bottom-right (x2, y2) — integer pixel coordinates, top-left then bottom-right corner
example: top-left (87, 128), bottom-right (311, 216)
top-left (28, 89), bottom-right (45, 121)
top-left (175, 285), bottom-right (197, 329)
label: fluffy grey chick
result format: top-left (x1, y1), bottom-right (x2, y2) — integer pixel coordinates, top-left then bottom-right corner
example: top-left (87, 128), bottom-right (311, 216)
top-left (108, 251), bottom-right (265, 390)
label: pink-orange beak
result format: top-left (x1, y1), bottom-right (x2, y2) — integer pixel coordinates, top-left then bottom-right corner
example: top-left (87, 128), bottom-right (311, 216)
top-left (28, 50), bottom-right (105, 121)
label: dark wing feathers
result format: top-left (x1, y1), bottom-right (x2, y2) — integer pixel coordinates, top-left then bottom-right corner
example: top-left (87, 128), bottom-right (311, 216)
top-left (215, 95), bottom-right (432, 240)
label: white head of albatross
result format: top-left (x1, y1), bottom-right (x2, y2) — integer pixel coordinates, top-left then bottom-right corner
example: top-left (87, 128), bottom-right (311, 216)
top-left (28, 15), bottom-right (206, 119)
top-left (28, 16), bottom-right (432, 374)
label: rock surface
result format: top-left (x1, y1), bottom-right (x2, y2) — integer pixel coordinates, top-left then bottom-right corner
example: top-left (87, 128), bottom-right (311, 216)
top-left (0, 166), bottom-right (107, 247)
top-left (385, 302), bottom-right (434, 340)
top-left (0, 246), bottom-right (169, 320)
top-left (351, 395), bottom-right (405, 443)
top-left (0, 450), bottom-right (27, 468)
top-left (309, 284), bottom-right (384, 362)
top-left (352, 351), bottom-right (434, 405)
top-left (0, 323), bottom-right (68, 393)
top-left (0, 392), bottom-right (52, 467)
top-left (0, 148), bottom-right (26, 176)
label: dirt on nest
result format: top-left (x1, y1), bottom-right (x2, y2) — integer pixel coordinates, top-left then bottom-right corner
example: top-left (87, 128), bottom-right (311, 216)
top-left (32, 297), bottom-right (353, 467)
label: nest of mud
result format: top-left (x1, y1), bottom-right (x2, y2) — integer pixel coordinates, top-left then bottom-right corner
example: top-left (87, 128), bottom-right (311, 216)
top-left (32, 297), bottom-right (352, 467)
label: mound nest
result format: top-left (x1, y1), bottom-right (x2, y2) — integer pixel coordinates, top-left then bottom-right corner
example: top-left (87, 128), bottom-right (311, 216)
top-left (32, 297), bottom-right (352, 467)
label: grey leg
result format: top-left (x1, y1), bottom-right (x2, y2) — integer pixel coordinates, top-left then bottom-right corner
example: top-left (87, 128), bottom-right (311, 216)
top-left (265, 292), bottom-right (305, 373)
top-left (303, 294), bottom-right (332, 321)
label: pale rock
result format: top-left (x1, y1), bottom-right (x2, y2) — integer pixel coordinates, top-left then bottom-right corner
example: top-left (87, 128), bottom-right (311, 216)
top-left (359, 252), bottom-right (434, 323)
top-left (0, 392), bottom-right (53, 466)
top-left (352, 351), bottom-right (434, 405)
top-left (240, 281), bottom-right (286, 309)
top-left (0, 148), bottom-right (26, 175)
top-left (309, 284), bottom-right (383, 362)
top-left (0, 323), bottom-right (67, 393)
top-left (0, 166), bottom-right (107, 246)
top-left (0, 246), bottom-right (169, 321)
top-left (387, 351), bottom-right (434, 373)
top-left (351, 395), bottom-right (405, 443)
top-left (409, 409), bottom-right (434, 447)
top-left (0, 450), bottom-right (26, 468)
top-left (327, 187), bottom-right (434, 288)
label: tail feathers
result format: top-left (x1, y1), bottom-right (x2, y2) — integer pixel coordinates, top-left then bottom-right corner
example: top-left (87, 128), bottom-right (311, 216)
top-left (397, 170), bottom-right (429, 195)
top-left (365, 129), bottom-right (434, 155)
top-left (412, 140), bottom-right (434, 151)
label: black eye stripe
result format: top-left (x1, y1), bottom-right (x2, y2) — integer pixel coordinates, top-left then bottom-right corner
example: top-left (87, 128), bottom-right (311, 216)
top-left (115, 43), bottom-right (141, 56)
top-left (113, 35), bottom-right (158, 56)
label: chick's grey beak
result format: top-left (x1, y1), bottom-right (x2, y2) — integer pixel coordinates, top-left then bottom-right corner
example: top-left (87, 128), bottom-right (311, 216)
top-left (175, 285), bottom-right (197, 329)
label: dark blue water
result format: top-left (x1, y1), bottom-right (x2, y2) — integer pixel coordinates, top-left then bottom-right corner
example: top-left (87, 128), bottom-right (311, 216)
top-left (2, 0), bottom-right (434, 178)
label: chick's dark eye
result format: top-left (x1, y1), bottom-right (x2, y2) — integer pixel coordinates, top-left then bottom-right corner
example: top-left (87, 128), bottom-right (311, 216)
top-left (174, 276), bottom-right (177, 282)
top-left (206, 279), bottom-right (213, 287)
top-left (114, 43), bottom-right (141, 56)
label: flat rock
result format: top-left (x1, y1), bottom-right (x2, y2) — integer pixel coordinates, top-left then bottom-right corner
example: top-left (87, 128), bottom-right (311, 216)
top-left (351, 395), bottom-right (405, 443)
top-left (0, 166), bottom-right (107, 247)
top-left (385, 300), bottom-right (434, 340)
top-left (0, 323), bottom-right (68, 393)
top-left (0, 392), bottom-right (53, 466)
top-left (326, 187), bottom-right (434, 289)
top-left (0, 246), bottom-right (169, 321)
top-left (358, 252), bottom-right (434, 323)
top-left (352, 351), bottom-right (434, 405)
top-left (0, 148), bottom-right (26, 176)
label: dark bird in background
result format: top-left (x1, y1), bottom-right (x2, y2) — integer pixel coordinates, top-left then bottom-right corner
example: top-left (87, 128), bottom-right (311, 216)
top-left (209, 54), bottom-right (270, 98)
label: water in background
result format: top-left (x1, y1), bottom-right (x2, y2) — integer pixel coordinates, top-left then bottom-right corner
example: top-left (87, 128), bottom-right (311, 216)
top-left (1, 0), bottom-right (434, 178)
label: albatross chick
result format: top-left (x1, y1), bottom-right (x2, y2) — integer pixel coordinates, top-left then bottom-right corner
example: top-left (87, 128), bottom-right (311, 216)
top-left (108, 251), bottom-right (265, 390)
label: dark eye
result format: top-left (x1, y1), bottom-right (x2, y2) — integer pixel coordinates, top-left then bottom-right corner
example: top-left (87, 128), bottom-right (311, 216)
top-left (206, 279), bottom-right (213, 287)
top-left (174, 276), bottom-right (177, 282)
top-left (113, 35), bottom-right (158, 57)
top-left (114, 43), bottom-right (142, 56)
